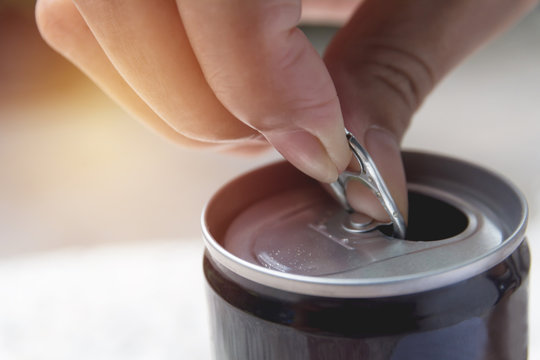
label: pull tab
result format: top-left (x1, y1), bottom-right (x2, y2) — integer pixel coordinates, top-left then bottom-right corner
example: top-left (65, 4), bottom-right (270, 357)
top-left (329, 130), bottom-right (406, 239)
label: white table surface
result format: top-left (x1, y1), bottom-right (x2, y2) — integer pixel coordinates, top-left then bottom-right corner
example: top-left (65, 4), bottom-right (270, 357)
top-left (0, 240), bottom-right (211, 360)
top-left (0, 226), bottom-right (538, 360)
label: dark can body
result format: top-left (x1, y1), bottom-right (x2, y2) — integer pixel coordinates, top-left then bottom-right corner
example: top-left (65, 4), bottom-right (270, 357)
top-left (202, 152), bottom-right (530, 360)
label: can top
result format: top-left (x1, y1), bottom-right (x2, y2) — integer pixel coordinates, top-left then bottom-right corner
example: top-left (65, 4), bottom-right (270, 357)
top-left (202, 152), bottom-right (528, 298)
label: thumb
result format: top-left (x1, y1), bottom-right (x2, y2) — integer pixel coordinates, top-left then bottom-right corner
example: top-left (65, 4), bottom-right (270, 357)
top-left (324, 0), bottom-right (535, 223)
top-left (324, 32), bottom-right (413, 222)
top-left (177, 0), bottom-right (351, 183)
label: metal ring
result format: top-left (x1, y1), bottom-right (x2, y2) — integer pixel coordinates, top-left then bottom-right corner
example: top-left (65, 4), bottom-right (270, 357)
top-left (329, 129), bottom-right (406, 239)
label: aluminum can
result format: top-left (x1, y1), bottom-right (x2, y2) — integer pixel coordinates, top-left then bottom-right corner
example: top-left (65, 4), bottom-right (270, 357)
top-left (202, 151), bottom-right (530, 360)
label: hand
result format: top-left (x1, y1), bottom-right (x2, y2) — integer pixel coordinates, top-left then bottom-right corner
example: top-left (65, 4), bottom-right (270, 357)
top-left (36, 0), bottom-right (536, 222)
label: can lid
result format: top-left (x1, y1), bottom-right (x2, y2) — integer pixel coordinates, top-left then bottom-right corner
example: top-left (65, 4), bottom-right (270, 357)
top-left (202, 152), bottom-right (528, 298)
top-left (224, 186), bottom-right (403, 277)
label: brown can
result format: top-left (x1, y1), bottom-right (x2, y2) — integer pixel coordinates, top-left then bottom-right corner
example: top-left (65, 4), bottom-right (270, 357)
top-left (202, 151), bottom-right (530, 360)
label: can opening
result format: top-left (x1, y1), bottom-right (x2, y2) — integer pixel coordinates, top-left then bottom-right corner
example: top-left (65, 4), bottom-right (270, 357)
top-left (381, 191), bottom-right (468, 241)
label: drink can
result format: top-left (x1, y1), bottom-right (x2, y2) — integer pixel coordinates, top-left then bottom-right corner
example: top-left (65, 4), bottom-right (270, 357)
top-left (202, 151), bottom-right (530, 360)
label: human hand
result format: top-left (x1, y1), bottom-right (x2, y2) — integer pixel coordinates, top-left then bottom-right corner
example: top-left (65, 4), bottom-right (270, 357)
top-left (36, 0), bottom-right (536, 222)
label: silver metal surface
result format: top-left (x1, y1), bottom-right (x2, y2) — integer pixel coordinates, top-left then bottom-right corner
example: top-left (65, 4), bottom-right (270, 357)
top-left (202, 152), bottom-right (528, 298)
top-left (329, 130), bottom-right (406, 239)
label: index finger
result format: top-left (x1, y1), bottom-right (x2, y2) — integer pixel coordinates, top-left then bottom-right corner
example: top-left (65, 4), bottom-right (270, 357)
top-left (177, 0), bottom-right (351, 182)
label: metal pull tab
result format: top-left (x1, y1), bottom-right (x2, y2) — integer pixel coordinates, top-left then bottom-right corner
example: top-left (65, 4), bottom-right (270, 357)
top-left (329, 130), bottom-right (406, 239)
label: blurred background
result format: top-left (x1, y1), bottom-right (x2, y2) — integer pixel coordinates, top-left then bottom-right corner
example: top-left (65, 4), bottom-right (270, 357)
top-left (0, 1), bottom-right (539, 359)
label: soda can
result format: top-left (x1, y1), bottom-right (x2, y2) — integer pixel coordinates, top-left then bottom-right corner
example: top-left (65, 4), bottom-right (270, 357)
top-left (202, 151), bottom-right (530, 360)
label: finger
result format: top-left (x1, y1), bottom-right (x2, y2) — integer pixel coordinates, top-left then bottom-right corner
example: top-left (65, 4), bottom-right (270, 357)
top-left (347, 127), bottom-right (407, 223)
top-left (71, 0), bottom-right (258, 142)
top-left (220, 142), bottom-right (271, 156)
top-left (36, 0), bottom-right (215, 147)
top-left (300, 0), bottom-right (362, 25)
top-left (325, 0), bottom-right (537, 222)
top-left (177, 0), bottom-right (351, 183)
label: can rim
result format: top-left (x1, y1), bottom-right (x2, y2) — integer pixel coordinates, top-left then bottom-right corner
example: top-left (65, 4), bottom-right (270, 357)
top-left (201, 151), bottom-right (528, 298)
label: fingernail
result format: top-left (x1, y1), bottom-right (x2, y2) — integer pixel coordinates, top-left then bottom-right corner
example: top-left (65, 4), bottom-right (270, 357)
top-left (265, 129), bottom-right (339, 183)
top-left (347, 127), bottom-right (408, 222)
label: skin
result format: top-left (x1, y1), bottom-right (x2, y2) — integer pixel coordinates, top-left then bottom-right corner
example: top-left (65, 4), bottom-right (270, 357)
top-left (35, 0), bottom-right (537, 222)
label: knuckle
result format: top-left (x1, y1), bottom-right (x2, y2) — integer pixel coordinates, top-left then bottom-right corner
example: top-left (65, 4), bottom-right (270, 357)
top-left (345, 43), bottom-right (436, 134)
top-left (337, 43), bottom-right (435, 116)
top-left (35, 0), bottom-right (75, 48)
top-left (372, 63), bottom-right (421, 112)
top-left (365, 45), bottom-right (434, 113)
